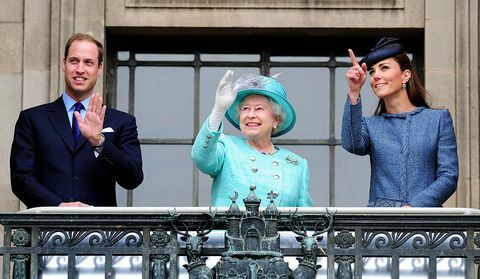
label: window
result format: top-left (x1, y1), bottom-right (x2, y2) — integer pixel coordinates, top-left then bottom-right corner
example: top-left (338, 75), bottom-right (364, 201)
top-left (106, 32), bottom-right (422, 207)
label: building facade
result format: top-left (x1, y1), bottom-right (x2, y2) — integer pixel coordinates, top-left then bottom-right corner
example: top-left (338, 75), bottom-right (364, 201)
top-left (1, 0), bottom-right (478, 211)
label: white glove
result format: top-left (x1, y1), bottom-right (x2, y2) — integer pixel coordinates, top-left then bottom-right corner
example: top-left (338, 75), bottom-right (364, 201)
top-left (208, 70), bottom-right (239, 131)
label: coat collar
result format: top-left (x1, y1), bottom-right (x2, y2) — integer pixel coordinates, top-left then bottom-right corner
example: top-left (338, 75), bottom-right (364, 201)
top-left (382, 106), bottom-right (425, 119)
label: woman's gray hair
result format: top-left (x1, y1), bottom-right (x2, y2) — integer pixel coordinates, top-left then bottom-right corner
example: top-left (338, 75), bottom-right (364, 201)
top-left (235, 95), bottom-right (286, 135)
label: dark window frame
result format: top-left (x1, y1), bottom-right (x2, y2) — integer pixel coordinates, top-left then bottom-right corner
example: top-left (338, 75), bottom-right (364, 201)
top-left (105, 29), bottom-right (424, 207)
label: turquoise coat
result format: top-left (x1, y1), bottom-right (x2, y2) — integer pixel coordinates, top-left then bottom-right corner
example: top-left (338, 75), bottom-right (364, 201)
top-left (192, 120), bottom-right (312, 207)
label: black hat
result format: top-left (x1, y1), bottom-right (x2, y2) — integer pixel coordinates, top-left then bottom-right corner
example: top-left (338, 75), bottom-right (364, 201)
top-left (359, 37), bottom-right (405, 68)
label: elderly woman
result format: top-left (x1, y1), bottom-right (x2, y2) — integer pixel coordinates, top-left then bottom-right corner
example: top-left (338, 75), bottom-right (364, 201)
top-left (342, 37), bottom-right (458, 207)
top-left (192, 70), bottom-right (312, 207)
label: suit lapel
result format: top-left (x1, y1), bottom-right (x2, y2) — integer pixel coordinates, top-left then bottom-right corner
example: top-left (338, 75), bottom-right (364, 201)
top-left (76, 133), bottom-right (88, 150)
top-left (47, 97), bottom-right (75, 153)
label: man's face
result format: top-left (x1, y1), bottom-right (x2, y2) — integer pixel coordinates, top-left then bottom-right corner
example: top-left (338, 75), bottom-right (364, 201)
top-left (62, 40), bottom-right (102, 101)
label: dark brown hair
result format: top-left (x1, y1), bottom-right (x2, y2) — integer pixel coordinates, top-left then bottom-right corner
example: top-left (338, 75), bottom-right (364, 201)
top-left (374, 52), bottom-right (430, 115)
top-left (64, 33), bottom-right (103, 65)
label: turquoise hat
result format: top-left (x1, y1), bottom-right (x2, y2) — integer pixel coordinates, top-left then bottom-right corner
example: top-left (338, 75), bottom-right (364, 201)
top-left (225, 74), bottom-right (296, 137)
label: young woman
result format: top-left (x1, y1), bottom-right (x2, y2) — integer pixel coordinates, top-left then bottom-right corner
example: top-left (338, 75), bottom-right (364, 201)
top-left (342, 37), bottom-right (458, 207)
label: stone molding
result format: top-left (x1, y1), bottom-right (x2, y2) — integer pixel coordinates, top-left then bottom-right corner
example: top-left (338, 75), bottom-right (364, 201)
top-left (125, 0), bottom-right (404, 9)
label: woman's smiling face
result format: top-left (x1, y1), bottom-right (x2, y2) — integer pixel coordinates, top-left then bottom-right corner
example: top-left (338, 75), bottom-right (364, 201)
top-left (239, 95), bottom-right (279, 141)
top-left (368, 57), bottom-right (409, 100)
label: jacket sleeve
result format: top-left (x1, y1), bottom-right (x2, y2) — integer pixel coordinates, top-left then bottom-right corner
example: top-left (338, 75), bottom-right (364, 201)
top-left (409, 110), bottom-right (459, 207)
top-left (298, 159), bottom-right (313, 207)
top-left (97, 115), bottom-right (143, 190)
top-left (10, 111), bottom-right (64, 207)
top-left (191, 119), bottom-right (226, 177)
top-left (341, 96), bottom-right (371, 155)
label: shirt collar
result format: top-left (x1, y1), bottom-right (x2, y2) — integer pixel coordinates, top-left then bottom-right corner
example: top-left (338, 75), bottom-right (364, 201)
top-left (62, 93), bottom-right (91, 112)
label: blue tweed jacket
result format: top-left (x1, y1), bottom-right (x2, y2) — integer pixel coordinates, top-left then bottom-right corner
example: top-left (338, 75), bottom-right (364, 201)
top-left (342, 98), bottom-right (458, 207)
top-left (192, 120), bottom-right (312, 207)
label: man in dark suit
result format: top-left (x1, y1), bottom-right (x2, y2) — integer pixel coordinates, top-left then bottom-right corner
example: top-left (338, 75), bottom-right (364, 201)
top-left (10, 33), bottom-right (143, 208)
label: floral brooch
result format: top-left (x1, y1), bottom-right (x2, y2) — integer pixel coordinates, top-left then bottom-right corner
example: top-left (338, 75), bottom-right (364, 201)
top-left (285, 155), bottom-right (299, 166)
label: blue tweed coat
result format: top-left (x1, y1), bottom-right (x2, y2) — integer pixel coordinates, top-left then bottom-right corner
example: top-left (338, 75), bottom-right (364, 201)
top-left (342, 98), bottom-right (458, 207)
top-left (192, 120), bottom-right (312, 207)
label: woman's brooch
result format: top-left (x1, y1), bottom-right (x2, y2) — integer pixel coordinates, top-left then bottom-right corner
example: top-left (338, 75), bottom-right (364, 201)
top-left (285, 156), bottom-right (299, 166)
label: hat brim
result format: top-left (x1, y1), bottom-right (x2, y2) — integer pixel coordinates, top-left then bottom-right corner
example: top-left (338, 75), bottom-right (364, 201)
top-left (225, 88), bottom-right (296, 137)
top-left (359, 43), bottom-right (404, 68)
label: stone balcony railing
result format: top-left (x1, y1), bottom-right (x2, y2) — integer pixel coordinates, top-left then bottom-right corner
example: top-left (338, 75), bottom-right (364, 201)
top-left (0, 191), bottom-right (479, 279)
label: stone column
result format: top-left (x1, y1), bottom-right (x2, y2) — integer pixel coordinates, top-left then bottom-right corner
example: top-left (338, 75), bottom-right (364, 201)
top-left (425, 0), bottom-right (480, 208)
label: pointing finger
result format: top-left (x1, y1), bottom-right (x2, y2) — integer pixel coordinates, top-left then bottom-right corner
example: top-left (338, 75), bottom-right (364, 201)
top-left (348, 49), bottom-right (359, 66)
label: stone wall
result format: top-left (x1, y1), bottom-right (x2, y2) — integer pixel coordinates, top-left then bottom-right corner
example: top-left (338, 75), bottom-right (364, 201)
top-left (0, 0), bottom-right (477, 211)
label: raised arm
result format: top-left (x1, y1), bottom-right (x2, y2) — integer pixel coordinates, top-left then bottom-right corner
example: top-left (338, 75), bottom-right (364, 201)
top-left (341, 49), bottom-right (371, 155)
top-left (192, 70), bottom-right (238, 176)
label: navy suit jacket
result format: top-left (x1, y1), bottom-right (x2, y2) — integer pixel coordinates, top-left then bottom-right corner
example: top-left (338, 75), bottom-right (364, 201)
top-left (10, 96), bottom-right (143, 208)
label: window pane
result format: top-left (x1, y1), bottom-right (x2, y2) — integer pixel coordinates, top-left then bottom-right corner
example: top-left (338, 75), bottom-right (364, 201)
top-left (270, 56), bottom-right (329, 62)
top-left (199, 67), bottom-right (259, 136)
top-left (199, 171), bottom-right (213, 206)
top-left (116, 66), bottom-right (129, 113)
top-left (334, 67), bottom-right (378, 139)
top-left (134, 67), bottom-right (194, 138)
top-left (200, 54), bottom-right (260, 62)
top-left (334, 146), bottom-right (370, 207)
top-left (270, 67), bottom-right (330, 139)
top-left (116, 183), bottom-right (127, 206)
top-left (117, 51), bottom-right (129, 61)
top-left (135, 53), bottom-right (194, 61)
top-left (133, 145), bottom-right (193, 206)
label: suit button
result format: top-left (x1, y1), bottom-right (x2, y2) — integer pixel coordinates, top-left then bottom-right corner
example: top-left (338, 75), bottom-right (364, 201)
top-left (73, 176), bottom-right (79, 181)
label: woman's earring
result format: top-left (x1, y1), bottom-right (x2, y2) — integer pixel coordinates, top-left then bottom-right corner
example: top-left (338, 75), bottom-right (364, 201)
top-left (402, 83), bottom-right (406, 88)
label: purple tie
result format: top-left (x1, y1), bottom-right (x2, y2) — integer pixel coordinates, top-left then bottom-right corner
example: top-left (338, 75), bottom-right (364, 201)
top-left (72, 103), bottom-right (84, 144)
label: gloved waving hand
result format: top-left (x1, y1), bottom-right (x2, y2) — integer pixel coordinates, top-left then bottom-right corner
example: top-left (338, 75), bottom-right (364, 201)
top-left (208, 70), bottom-right (239, 131)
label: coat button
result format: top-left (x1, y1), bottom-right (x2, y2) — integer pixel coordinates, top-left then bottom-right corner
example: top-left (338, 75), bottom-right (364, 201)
top-left (203, 144), bottom-right (208, 148)
top-left (273, 174), bottom-right (280, 180)
top-left (206, 135), bottom-right (212, 139)
top-left (250, 156), bottom-right (256, 161)
top-left (252, 167), bottom-right (258, 173)
top-left (272, 161), bottom-right (278, 166)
